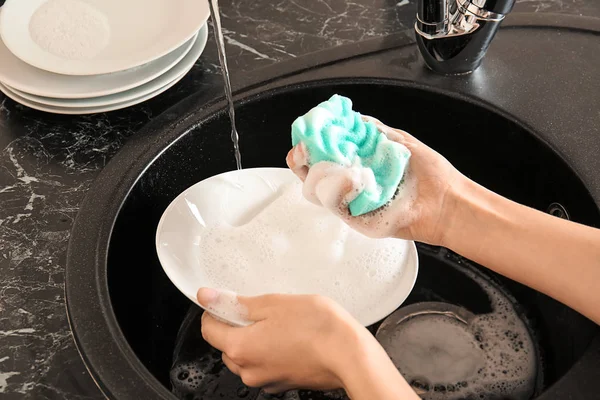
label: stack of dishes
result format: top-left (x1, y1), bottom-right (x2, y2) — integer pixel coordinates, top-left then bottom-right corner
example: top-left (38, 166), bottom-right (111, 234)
top-left (0, 0), bottom-right (210, 114)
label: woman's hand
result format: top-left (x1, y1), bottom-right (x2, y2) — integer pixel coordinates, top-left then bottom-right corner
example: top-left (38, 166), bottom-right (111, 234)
top-left (286, 116), bottom-right (464, 245)
top-left (198, 288), bottom-right (368, 392)
top-left (197, 288), bottom-right (418, 399)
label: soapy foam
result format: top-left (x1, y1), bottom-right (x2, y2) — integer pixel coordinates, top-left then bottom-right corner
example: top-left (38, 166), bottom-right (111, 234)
top-left (291, 95), bottom-right (411, 216)
top-left (195, 181), bottom-right (411, 324)
top-left (29, 0), bottom-right (110, 60)
top-left (203, 289), bottom-right (251, 327)
top-left (289, 111), bottom-right (419, 238)
top-left (380, 315), bottom-right (486, 384)
top-left (377, 268), bottom-right (538, 400)
top-left (171, 347), bottom-right (316, 399)
top-left (301, 159), bottom-right (419, 239)
top-left (171, 347), bottom-right (263, 398)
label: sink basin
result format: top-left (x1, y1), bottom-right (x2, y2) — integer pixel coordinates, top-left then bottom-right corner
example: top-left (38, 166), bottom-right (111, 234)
top-left (66, 13), bottom-right (600, 400)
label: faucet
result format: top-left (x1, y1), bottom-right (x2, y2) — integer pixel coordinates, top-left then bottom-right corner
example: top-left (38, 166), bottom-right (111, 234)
top-left (415, 0), bottom-right (516, 75)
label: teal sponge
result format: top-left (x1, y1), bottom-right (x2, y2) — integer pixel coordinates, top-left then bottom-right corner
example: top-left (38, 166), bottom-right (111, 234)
top-left (291, 94), bottom-right (411, 216)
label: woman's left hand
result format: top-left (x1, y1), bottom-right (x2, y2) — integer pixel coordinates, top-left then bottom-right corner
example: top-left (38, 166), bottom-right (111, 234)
top-left (197, 288), bottom-right (378, 394)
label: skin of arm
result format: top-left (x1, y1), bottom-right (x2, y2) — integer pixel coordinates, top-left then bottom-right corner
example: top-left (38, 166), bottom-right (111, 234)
top-left (289, 116), bottom-right (600, 324)
top-left (198, 118), bottom-right (600, 398)
top-left (335, 336), bottom-right (419, 400)
top-left (440, 176), bottom-right (600, 324)
top-left (197, 289), bottom-right (420, 399)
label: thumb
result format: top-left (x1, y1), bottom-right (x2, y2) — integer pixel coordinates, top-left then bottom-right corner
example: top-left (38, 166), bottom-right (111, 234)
top-left (286, 144), bottom-right (309, 182)
top-left (303, 162), bottom-right (362, 215)
top-left (197, 287), bottom-right (221, 305)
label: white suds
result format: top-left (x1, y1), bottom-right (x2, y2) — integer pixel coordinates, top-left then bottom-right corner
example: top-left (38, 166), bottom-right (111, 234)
top-left (195, 181), bottom-right (412, 325)
top-left (29, 0), bottom-right (110, 60)
top-left (301, 160), bottom-right (419, 239)
top-left (203, 290), bottom-right (250, 327)
top-left (378, 269), bottom-right (538, 400)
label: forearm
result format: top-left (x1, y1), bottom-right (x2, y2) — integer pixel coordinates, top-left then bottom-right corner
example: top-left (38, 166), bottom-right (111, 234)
top-left (337, 333), bottom-right (419, 400)
top-left (443, 177), bottom-right (600, 324)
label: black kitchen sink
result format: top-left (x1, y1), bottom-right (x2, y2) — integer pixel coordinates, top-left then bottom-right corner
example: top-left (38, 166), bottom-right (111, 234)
top-left (66, 13), bottom-right (600, 400)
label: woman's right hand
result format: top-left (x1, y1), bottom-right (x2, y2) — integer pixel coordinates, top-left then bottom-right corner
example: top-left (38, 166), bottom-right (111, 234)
top-left (291, 119), bottom-right (600, 326)
top-left (286, 116), bottom-right (465, 245)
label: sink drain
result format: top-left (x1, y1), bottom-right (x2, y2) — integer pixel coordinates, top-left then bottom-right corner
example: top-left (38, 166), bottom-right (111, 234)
top-left (375, 296), bottom-right (538, 400)
top-left (547, 203), bottom-right (570, 220)
top-left (376, 303), bottom-right (479, 396)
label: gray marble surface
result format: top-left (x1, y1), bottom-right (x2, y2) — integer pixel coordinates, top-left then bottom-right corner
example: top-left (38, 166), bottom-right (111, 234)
top-left (0, 0), bottom-right (598, 398)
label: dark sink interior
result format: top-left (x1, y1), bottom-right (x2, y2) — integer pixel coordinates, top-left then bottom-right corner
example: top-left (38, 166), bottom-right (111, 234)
top-left (107, 81), bottom-right (600, 398)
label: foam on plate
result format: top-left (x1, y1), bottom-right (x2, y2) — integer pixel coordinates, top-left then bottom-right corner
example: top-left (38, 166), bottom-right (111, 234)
top-left (196, 180), bottom-right (411, 323)
top-left (29, 0), bottom-right (110, 60)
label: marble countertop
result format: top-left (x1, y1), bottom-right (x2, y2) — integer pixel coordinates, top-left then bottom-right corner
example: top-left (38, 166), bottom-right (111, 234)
top-left (0, 0), bottom-right (598, 398)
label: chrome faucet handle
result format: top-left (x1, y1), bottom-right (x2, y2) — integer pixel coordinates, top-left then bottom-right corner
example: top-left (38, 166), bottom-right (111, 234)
top-left (415, 0), bottom-right (515, 75)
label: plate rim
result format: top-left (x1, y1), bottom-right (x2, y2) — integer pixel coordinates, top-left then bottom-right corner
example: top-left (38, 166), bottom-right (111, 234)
top-left (0, 64), bottom-right (190, 114)
top-left (3, 27), bottom-right (207, 107)
top-left (0, 24), bottom-right (207, 99)
top-left (155, 167), bottom-right (420, 327)
top-left (0, 0), bottom-right (210, 76)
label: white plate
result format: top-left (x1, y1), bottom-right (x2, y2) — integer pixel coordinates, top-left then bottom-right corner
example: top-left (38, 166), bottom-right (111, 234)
top-left (0, 0), bottom-right (210, 76)
top-left (5, 28), bottom-right (207, 108)
top-left (0, 63), bottom-right (190, 114)
top-left (0, 21), bottom-right (206, 99)
top-left (156, 168), bottom-right (419, 327)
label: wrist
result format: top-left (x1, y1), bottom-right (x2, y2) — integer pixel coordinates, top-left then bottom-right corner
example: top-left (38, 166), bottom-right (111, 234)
top-left (325, 320), bottom-right (374, 384)
top-left (331, 326), bottom-right (417, 399)
top-left (438, 175), bottom-right (506, 254)
top-left (436, 173), bottom-right (475, 249)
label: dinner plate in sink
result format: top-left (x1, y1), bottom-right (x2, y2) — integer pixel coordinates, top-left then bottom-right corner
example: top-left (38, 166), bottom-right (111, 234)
top-left (156, 167), bottom-right (419, 327)
top-left (0, 0), bottom-right (209, 75)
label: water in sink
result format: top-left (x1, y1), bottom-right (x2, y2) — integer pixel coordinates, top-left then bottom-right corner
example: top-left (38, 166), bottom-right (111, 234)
top-left (208, 0), bottom-right (242, 170)
top-left (376, 268), bottom-right (538, 400)
top-left (162, 47), bottom-right (543, 395)
top-left (168, 247), bottom-right (541, 400)
top-left (105, 82), bottom-right (598, 400)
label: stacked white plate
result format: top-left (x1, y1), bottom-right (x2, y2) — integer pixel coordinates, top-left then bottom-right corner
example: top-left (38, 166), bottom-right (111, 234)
top-left (0, 0), bottom-right (210, 114)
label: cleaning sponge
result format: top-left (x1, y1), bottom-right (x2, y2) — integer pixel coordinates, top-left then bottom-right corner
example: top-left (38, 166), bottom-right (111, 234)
top-left (291, 94), bottom-right (411, 216)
